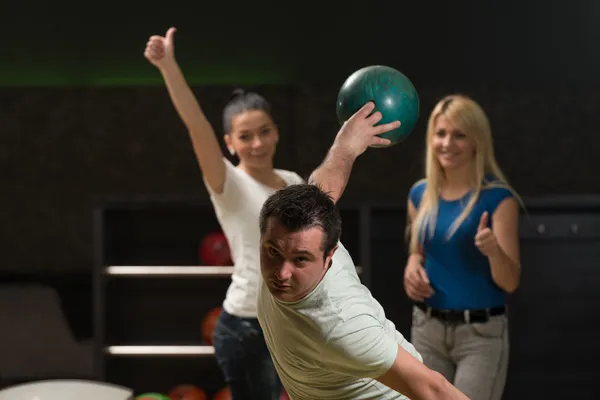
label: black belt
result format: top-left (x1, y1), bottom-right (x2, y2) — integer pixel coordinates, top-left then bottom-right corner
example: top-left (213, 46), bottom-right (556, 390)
top-left (416, 302), bottom-right (506, 324)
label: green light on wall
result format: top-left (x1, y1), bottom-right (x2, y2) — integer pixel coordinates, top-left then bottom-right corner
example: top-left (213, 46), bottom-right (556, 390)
top-left (0, 62), bottom-right (294, 86)
top-left (88, 66), bottom-right (293, 86)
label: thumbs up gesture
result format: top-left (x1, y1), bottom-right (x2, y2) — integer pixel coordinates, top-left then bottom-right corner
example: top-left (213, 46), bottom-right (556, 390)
top-left (144, 27), bottom-right (177, 69)
top-left (475, 211), bottom-right (499, 257)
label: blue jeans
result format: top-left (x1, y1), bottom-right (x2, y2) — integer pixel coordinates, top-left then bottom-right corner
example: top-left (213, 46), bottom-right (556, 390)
top-left (212, 309), bottom-right (282, 400)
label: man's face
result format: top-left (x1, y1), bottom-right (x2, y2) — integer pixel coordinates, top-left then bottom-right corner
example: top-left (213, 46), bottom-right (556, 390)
top-left (260, 217), bottom-right (337, 302)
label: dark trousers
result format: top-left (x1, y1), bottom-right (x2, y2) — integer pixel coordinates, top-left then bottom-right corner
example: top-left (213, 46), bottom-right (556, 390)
top-left (212, 309), bottom-right (282, 400)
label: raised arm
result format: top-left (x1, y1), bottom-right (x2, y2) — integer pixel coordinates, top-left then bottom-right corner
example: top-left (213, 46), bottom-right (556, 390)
top-left (308, 102), bottom-right (399, 203)
top-left (144, 27), bottom-right (226, 193)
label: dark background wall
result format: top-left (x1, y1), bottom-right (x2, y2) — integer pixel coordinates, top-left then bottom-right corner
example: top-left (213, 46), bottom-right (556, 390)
top-left (4, 82), bottom-right (600, 274)
top-left (1, 0), bottom-right (600, 396)
top-left (2, 0), bottom-right (600, 275)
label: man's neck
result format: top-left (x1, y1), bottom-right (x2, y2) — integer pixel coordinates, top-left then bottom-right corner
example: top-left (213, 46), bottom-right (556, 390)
top-left (291, 265), bottom-right (330, 302)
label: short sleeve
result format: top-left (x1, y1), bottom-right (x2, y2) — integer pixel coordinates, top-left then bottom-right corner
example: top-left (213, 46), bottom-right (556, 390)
top-left (322, 314), bottom-right (398, 379)
top-left (408, 179), bottom-right (427, 208)
top-left (482, 185), bottom-right (515, 216)
top-left (203, 158), bottom-right (244, 211)
top-left (280, 170), bottom-right (306, 186)
top-left (293, 173), bottom-right (307, 185)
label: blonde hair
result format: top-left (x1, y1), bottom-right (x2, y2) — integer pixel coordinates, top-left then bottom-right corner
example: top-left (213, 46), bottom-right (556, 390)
top-left (408, 94), bottom-right (521, 253)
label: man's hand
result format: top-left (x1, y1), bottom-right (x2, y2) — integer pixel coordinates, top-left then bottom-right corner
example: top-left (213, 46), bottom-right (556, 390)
top-left (334, 101), bottom-right (400, 158)
top-left (308, 101), bottom-right (401, 203)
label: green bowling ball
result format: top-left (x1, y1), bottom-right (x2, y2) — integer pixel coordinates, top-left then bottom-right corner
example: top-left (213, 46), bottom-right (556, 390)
top-left (336, 65), bottom-right (419, 147)
top-left (135, 393), bottom-right (170, 400)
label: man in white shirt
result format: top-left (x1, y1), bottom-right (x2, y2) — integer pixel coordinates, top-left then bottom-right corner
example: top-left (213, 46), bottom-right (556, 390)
top-left (257, 102), bottom-right (469, 399)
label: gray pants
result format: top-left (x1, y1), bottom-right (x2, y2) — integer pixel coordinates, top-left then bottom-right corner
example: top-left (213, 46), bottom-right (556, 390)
top-left (411, 306), bottom-right (509, 400)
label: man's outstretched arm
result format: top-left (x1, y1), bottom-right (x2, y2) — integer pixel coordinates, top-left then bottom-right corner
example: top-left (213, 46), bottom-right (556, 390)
top-left (324, 314), bottom-right (468, 400)
top-left (308, 102), bottom-right (400, 203)
top-left (376, 345), bottom-right (470, 400)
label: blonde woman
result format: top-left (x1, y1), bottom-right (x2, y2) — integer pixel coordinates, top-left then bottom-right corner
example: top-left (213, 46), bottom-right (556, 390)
top-left (404, 95), bottom-right (521, 400)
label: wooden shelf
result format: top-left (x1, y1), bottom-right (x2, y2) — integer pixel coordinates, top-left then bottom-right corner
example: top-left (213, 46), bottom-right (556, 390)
top-left (105, 265), bottom-right (363, 277)
top-left (105, 266), bottom-right (235, 277)
top-left (105, 345), bottom-right (215, 357)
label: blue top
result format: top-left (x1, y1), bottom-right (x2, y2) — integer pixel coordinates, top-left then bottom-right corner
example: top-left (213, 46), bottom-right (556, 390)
top-left (408, 178), bottom-right (514, 310)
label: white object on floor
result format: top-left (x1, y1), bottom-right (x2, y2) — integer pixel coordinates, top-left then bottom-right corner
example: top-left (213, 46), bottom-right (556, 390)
top-left (0, 379), bottom-right (133, 400)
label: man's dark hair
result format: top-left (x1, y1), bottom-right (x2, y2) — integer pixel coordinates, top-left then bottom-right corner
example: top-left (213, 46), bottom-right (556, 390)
top-left (259, 184), bottom-right (342, 258)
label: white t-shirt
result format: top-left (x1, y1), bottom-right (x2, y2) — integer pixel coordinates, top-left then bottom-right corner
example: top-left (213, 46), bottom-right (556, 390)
top-left (257, 242), bottom-right (423, 400)
top-left (204, 158), bottom-right (304, 318)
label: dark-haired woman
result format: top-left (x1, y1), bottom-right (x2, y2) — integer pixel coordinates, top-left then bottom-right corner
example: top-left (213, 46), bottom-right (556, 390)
top-left (145, 27), bottom-right (303, 399)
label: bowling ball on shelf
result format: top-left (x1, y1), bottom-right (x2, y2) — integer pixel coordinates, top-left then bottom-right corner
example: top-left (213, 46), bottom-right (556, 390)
top-left (135, 393), bottom-right (170, 400)
top-left (199, 232), bottom-right (232, 266)
top-left (168, 384), bottom-right (208, 400)
top-left (212, 387), bottom-right (231, 400)
top-left (201, 306), bottom-right (222, 345)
